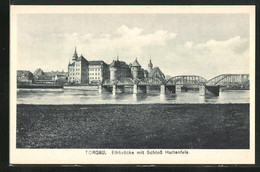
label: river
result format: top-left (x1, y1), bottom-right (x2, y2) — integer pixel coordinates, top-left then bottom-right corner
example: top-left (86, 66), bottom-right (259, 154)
top-left (17, 88), bottom-right (250, 104)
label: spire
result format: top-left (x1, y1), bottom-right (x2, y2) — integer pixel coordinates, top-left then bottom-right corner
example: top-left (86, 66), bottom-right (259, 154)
top-left (148, 57), bottom-right (153, 73)
top-left (72, 46), bottom-right (78, 60)
top-left (117, 52), bottom-right (119, 61)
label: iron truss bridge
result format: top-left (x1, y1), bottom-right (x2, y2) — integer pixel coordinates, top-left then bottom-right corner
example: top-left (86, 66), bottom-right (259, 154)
top-left (103, 75), bottom-right (207, 87)
top-left (102, 74), bottom-right (249, 88)
top-left (206, 74), bottom-right (250, 89)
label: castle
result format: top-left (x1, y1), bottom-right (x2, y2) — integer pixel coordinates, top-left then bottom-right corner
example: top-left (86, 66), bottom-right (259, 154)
top-left (68, 47), bottom-right (165, 84)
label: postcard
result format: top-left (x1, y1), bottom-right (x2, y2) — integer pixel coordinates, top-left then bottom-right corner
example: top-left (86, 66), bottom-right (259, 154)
top-left (10, 5), bottom-right (255, 164)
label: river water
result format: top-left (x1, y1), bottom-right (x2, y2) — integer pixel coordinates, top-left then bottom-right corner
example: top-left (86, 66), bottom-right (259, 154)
top-left (17, 88), bottom-right (250, 104)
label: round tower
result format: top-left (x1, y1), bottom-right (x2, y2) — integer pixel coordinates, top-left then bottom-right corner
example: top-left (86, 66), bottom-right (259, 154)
top-left (110, 60), bottom-right (118, 80)
top-left (131, 58), bottom-right (141, 79)
top-left (148, 59), bottom-right (153, 73)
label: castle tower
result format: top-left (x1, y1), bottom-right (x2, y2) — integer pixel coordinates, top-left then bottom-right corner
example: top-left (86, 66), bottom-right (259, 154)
top-left (110, 60), bottom-right (118, 80)
top-left (148, 59), bottom-right (153, 73)
top-left (131, 58), bottom-right (141, 79)
top-left (72, 47), bottom-right (78, 61)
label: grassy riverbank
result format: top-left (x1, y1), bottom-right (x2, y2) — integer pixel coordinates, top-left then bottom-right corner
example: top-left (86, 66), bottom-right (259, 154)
top-left (17, 104), bottom-right (249, 149)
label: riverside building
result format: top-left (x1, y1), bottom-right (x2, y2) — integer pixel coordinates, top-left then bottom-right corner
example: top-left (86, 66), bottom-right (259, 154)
top-left (68, 47), bottom-right (165, 84)
top-left (68, 48), bottom-right (109, 84)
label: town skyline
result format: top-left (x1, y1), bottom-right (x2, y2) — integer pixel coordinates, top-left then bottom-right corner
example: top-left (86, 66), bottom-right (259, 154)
top-left (17, 13), bottom-right (250, 79)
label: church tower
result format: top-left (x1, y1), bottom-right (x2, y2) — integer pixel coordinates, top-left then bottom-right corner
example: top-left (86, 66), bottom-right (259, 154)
top-left (148, 59), bottom-right (153, 73)
top-left (72, 47), bottom-right (78, 61)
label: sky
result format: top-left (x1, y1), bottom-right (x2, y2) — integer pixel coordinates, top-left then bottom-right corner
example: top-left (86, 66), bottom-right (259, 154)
top-left (17, 13), bottom-right (250, 79)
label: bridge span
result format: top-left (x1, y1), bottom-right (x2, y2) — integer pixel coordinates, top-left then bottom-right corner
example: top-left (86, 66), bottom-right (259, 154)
top-left (99, 74), bottom-right (250, 96)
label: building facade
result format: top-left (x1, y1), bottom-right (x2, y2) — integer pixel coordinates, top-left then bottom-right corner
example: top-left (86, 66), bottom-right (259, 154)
top-left (68, 48), bottom-right (109, 84)
top-left (88, 61), bottom-right (109, 84)
top-left (68, 49), bottom-right (89, 84)
top-left (17, 70), bottom-right (34, 84)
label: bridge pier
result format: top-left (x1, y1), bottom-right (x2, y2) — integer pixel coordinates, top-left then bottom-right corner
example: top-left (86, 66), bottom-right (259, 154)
top-left (199, 85), bottom-right (220, 96)
top-left (133, 84), bottom-right (138, 94)
top-left (160, 85), bottom-right (166, 94)
top-left (98, 85), bottom-right (103, 93)
top-left (199, 85), bottom-right (205, 96)
top-left (146, 85), bottom-right (150, 94)
top-left (112, 84), bottom-right (117, 95)
top-left (175, 85), bottom-right (182, 93)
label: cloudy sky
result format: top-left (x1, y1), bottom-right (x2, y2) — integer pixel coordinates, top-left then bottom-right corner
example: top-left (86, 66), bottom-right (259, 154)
top-left (17, 13), bottom-right (250, 79)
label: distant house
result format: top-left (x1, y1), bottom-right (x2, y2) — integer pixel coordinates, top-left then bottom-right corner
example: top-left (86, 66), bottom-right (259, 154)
top-left (17, 70), bottom-right (34, 84)
top-left (33, 68), bottom-right (54, 84)
top-left (54, 74), bottom-right (68, 85)
top-left (55, 74), bottom-right (67, 80)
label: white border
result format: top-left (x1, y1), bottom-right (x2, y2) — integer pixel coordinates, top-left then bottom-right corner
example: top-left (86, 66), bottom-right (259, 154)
top-left (10, 5), bottom-right (255, 164)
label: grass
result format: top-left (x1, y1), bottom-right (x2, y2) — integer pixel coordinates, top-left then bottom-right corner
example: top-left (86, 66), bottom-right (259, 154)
top-left (16, 104), bottom-right (249, 149)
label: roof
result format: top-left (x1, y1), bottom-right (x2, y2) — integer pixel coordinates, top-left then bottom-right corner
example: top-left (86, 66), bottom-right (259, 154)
top-left (110, 60), bottom-right (117, 67)
top-left (75, 55), bottom-right (87, 62)
top-left (148, 67), bottom-right (165, 78)
top-left (68, 62), bottom-right (75, 66)
top-left (17, 70), bottom-right (32, 76)
top-left (110, 60), bottom-right (129, 68)
top-left (131, 59), bottom-right (141, 67)
top-left (89, 60), bottom-right (107, 66)
top-left (34, 68), bottom-right (45, 76)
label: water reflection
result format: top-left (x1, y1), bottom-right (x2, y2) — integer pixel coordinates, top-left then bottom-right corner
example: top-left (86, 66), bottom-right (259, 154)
top-left (17, 88), bottom-right (250, 104)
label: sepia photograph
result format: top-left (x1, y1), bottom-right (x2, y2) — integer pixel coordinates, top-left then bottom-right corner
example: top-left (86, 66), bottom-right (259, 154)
top-left (10, 5), bottom-right (255, 164)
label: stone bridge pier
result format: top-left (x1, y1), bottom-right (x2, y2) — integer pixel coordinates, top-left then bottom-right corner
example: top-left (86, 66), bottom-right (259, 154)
top-left (199, 85), bottom-right (220, 96)
top-left (175, 85), bottom-right (182, 93)
top-left (160, 85), bottom-right (166, 94)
